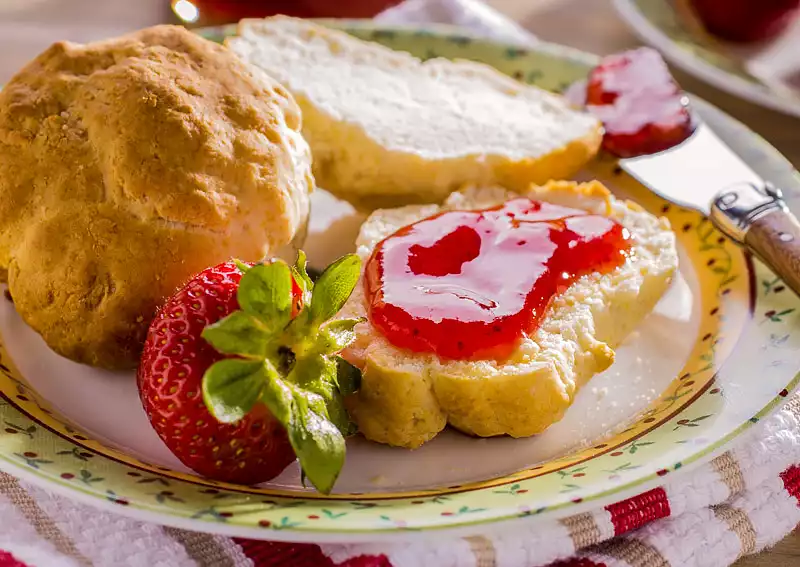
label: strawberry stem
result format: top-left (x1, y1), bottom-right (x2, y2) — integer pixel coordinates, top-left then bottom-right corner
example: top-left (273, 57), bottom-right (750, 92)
top-left (200, 252), bottom-right (362, 493)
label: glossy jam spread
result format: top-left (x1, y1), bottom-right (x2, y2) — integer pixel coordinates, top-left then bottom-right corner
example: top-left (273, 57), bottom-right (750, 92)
top-left (586, 48), bottom-right (696, 158)
top-left (364, 199), bottom-right (631, 361)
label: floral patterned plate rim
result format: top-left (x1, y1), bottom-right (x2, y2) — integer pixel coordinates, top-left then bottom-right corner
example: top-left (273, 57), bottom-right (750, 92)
top-left (0, 22), bottom-right (799, 543)
top-left (613, 0), bottom-right (800, 118)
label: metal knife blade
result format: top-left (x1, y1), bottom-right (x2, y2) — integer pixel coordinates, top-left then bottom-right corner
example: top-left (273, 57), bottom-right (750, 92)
top-left (619, 123), bottom-right (762, 215)
top-left (618, 121), bottom-right (800, 298)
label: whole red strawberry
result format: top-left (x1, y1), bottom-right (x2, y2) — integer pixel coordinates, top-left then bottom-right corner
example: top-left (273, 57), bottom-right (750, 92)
top-left (137, 253), bottom-right (362, 492)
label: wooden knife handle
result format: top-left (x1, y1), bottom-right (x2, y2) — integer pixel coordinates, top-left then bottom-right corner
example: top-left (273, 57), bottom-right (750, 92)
top-left (710, 182), bottom-right (800, 297)
top-left (744, 210), bottom-right (800, 295)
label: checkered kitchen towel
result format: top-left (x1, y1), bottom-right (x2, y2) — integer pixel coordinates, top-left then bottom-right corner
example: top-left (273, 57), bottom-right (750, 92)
top-left (1, 393), bottom-right (798, 567)
top-left (0, 1), bottom-right (799, 566)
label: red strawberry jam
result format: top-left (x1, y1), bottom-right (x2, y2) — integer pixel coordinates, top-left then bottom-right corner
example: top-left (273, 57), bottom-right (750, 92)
top-left (586, 48), bottom-right (696, 158)
top-left (364, 199), bottom-right (631, 361)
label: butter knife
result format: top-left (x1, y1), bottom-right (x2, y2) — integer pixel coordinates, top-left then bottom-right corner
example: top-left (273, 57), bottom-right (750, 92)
top-left (620, 122), bottom-right (800, 295)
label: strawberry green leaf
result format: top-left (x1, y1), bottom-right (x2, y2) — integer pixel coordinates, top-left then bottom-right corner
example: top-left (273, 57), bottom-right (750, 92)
top-left (288, 356), bottom-right (353, 436)
top-left (259, 363), bottom-right (294, 425)
top-left (199, 250), bottom-right (363, 494)
top-left (201, 311), bottom-right (270, 358)
top-left (202, 359), bottom-right (265, 424)
top-left (259, 363), bottom-right (348, 493)
top-left (287, 399), bottom-right (346, 494)
top-left (289, 361), bottom-right (334, 419)
top-left (317, 318), bottom-right (362, 355)
top-left (285, 308), bottom-right (313, 351)
top-left (303, 390), bottom-right (332, 421)
top-left (289, 356), bottom-right (336, 402)
top-left (331, 405), bottom-right (357, 437)
top-left (237, 261), bottom-right (293, 329)
top-left (233, 259), bottom-right (251, 274)
top-left (310, 254), bottom-right (361, 325)
top-left (335, 357), bottom-right (361, 396)
top-left (261, 360), bottom-right (330, 428)
top-left (293, 250), bottom-right (314, 301)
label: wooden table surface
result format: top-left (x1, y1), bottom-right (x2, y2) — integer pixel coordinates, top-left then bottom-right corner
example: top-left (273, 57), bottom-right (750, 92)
top-left (0, 0), bottom-right (797, 564)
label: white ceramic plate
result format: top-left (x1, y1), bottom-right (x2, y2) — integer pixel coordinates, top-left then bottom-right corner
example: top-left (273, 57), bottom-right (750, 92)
top-left (0, 23), bottom-right (798, 543)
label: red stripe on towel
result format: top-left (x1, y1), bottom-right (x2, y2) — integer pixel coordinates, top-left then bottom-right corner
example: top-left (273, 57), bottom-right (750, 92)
top-left (0, 550), bottom-right (30, 567)
top-left (234, 539), bottom-right (392, 567)
top-left (549, 558), bottom-right (608, 567)
top-left (780, 465), bottom-right (800, 504)
top-left (605, 487), bottom-right (671, 535)
top-left (339, 556), bottom-right (393, 567)
top-left (234, 540), bottom-right (333, 567)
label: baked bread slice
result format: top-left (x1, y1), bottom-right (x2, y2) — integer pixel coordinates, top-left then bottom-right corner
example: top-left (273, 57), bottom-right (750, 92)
top-left (227, 17), bottom-right (602, 209)
top-left (338, 181), bottom-right (677, 448)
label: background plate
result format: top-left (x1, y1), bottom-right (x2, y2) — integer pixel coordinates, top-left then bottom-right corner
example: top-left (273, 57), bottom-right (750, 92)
top-left (613, 0), bottom-right (800, 118)
top-left (0, 22), bottom-right (799, 542)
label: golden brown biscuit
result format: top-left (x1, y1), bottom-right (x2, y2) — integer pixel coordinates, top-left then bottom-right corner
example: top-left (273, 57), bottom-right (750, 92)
top-left (0, 26), bottom-right (314, 369)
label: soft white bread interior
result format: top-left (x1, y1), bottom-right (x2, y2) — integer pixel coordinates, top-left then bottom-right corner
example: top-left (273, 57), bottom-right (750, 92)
top-left (227, 17), bottom-right (603, 209)
top-left (338, 181), bottom-right (678, 448)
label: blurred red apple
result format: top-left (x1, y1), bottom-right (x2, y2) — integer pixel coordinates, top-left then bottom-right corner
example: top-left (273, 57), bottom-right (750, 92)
top-left (689, 0), bottom-right (800, 42)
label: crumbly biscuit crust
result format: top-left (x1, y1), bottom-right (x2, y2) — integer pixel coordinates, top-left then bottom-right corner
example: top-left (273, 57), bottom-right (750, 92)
top-left (0, 26), bottom-right (313, 368)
